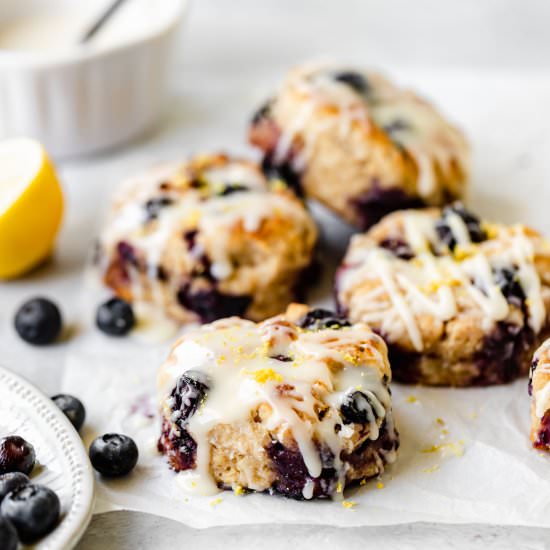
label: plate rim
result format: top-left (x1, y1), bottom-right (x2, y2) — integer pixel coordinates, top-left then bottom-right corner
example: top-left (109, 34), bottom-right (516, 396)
top-left (0, 364), bottom-right (96, 550)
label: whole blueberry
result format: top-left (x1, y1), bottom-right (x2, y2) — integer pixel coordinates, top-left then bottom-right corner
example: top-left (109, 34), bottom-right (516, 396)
top-left (383, 119), bottom-right (411, 135)
top-left (0, 436), bottom-right (35, 475)
top-left (0, 473), bottom-right (29, 503)
top-left (171, 370), bottom-right (210, 427)
top-left (144, 197), bottom-right (173, 221)
top-left (379, 237), bottom-right (415, 260)
top-left (340, 391), bottom-right (378, 424)
top-left (217, 184), bottom-right (249, 197)
top-left (96, 297), bottom-right (135, 336)
top-left (435, 203), bottom-right (486, 251)
top-left (493, 267), bottom-right (525, 306)
top-left (0, 484), bottom-right (60, 543)
top-left (14, 297), bottom-right (62, 346)
top-left (251, 100), bottom-right (272, 124)
top-left (0, 516), bottom-right (18, 550)
top-left (297, 309), bottom-right (351, 331)
top-left (89, 434), bottom-right (139, 477)
top-left (333, 71), bottom-right (370, 95)
top-left (51, 394), bottom-right (86, 432)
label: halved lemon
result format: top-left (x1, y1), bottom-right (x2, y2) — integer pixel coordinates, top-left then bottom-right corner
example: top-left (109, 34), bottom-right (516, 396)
top-left (0, 138), bottom-right (64, 279)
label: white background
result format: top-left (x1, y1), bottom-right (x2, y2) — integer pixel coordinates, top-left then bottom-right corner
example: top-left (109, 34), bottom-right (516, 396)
top-left (2, 0), bottom-right (550, 548)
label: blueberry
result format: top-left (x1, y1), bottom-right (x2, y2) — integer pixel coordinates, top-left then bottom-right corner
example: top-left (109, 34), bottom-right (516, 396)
top-left (89, 433), bottom-right (139, 477)
top-left (14, 297), bottom-right (62, 346)
top-left (158, 419), bottom-right (198, 471)
top-left (251, 100), bottom-right (272, 124)
top-left (0, 516), bottom-right (18, 550)
top-left (382, 119), bottom-right (410, 135)
top-left (340, 391), bottom-right (379, 424)
top-left (96, 297), bottom-right (135, 336)
top-left (261, 156), bottom-right (304, 197)
top-left (493, 267), bottom-right (525, 306)
top-left (0, 473), bottom-right (29, 503)
top-left (435, 203), bottom-right (487, 251)
top-left (177, 285), bottom-right (251, 323)
top-left (333, 71), bottom-right (370, 95)
top-left (0, 437), bottom-right (35, 475)
top-left (217, 184), bottom-right (249, 197)
top-left (183, 229), bottom-right (198, 250)
top-left (351, 182), bottom-right (425, 230)
top-left (144, 197), bottom-right (173, 221)
top-left (0, 484), bottom-right (60, 543)
top-left (379, 237), bottom-right (414, 260)
top-left (267, 441), bottom-right (336, 499)
top-left (535, 411), bottom-right (550, 449)
top-left (116, 241), bottom-right (139, 266)
top-left (51, 394), bottom-right (86, 432)
top-left (171, 370), bottom-right (210, 428)
top-left (270, 354), bottom-right (292, 362)
top-left (297, 309), bottom-right (351, 331)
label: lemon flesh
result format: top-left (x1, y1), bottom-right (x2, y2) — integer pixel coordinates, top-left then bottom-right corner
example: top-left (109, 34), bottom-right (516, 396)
top-left (0, 139), bottom-right (64, 279)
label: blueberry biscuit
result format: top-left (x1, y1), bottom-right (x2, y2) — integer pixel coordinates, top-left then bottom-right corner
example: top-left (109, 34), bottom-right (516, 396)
top-left (249, 62), bottom-right (469, 229)
top-left (157, 303), bottom-right (398, 499)
top-left (530, 339), bottom-right (550, 450)
top-left (336, 204), bottom-right (550, 386)
top-left (96, 154), bottom-right (318, 324)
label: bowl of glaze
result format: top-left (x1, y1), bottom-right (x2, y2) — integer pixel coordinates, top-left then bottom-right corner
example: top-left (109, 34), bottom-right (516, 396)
top-left (0, 0), bottom-right (187, 158)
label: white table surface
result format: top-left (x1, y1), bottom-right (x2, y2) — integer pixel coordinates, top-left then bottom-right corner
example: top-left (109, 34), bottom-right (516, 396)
top-left (2, 0), bottom-right (550, 547)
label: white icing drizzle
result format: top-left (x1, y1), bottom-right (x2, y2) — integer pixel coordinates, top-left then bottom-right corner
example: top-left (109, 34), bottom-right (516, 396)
top-left (273, 63), bottom-right (468, 198)
top-left (338, 210), bottom-right (548, 351)
top-left (157, 315), bottom-right (395, 498)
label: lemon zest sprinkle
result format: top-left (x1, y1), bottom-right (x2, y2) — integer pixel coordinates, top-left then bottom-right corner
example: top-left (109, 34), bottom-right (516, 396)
top-left (342, 500), bottom-right (356, 510)
top-left (422, 440), bottom-right (464, 457)
top-left (241, 368), bottom-right (283, 384)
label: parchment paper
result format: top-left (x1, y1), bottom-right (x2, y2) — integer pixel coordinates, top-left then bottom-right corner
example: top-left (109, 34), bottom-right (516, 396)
top-left (61, 202), bottom-right (550, 529)
top-left (46, 70), bottom-right (550, 529)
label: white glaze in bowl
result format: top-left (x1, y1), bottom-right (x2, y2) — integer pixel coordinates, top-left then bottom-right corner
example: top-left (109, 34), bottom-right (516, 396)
top-left (0, 0), bottom-right (187, 158)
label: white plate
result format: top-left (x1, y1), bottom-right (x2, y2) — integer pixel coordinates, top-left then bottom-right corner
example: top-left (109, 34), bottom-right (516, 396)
top-left (0, 365), bottom-right (95, 550)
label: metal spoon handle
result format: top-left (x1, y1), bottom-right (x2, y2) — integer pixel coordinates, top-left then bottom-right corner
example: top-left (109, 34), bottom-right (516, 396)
top-left (80, 0), bottom-right (128, 44)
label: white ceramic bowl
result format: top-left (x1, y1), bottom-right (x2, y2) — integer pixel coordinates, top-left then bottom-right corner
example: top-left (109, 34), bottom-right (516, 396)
top-left (0, 0), bottom-right (187, 158)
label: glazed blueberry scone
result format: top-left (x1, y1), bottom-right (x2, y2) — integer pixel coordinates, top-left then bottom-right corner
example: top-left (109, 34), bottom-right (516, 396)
top-left (530, 340), bottom-right (550, 450)
top-left (249, 62), bottom-right (469, 229)
top-left (157, 304), bottom-right (398, 499)
top-left (96, 154), bottom-right (318, 324)
top-left (336, 204), bottom-right (550, 386)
